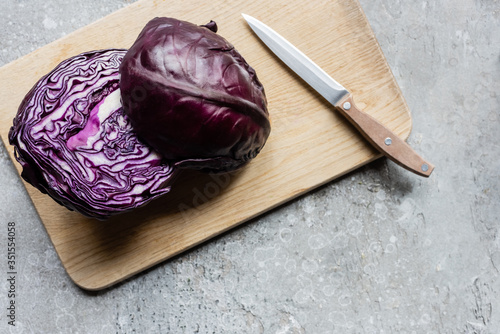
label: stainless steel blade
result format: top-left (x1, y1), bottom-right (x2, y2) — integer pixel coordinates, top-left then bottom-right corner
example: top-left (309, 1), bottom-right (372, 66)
top-left (242, 13), bottom-right (349, 106)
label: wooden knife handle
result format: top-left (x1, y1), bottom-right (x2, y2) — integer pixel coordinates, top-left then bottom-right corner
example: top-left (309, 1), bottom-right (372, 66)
top-left (336, 94), bottom-right (434, 177)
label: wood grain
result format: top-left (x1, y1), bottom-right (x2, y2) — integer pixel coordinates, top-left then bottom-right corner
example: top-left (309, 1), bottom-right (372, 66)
top-left (0, 0), bottom-right (411, 290)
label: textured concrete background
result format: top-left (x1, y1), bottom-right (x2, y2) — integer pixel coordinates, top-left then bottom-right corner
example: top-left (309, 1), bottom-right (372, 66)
top-left (0, 0), bottom-right (499, 333)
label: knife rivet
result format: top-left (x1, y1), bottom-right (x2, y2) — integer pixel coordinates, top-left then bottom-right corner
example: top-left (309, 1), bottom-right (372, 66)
top-left (384, 137), bottom-right (392, 146)
top-left (421, 164), bottom-right (429, 172)
top-left (343, 102), bottom-right (351, 110)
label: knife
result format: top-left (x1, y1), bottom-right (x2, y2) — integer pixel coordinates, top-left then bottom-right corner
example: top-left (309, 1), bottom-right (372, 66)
top-left (242, 14), bottom-right (434, 177)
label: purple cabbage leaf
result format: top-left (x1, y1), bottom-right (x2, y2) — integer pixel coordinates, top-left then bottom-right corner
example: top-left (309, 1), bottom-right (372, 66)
top-left (119, 17), bottom-right (271, 172)
top-left (8, 49), bottom-right (177, 219)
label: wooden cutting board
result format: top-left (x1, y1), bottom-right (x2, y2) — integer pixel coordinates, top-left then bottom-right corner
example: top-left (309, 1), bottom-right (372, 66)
top-left (0, 0), bottom-right (412, 290)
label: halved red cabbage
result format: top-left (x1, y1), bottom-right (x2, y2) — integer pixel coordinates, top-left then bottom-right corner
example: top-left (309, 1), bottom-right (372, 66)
top-left (120, 17), bottom-right (271, 172)
top-left (8, 49), bottom-right (177, 219)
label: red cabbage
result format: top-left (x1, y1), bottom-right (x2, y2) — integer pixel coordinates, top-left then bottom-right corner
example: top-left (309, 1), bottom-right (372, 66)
top-left (119, 17), bottom-right (271, 172)
top-left (8, 49), bottom-right (177, 219)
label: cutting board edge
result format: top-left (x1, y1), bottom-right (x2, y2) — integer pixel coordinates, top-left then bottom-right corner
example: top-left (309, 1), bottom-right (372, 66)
top-left (70, 154), bottom-right (383, 291)
top-left (353, 0), bottom-right (414, 141)
top-left (0, 1), bottom-right (135, 74)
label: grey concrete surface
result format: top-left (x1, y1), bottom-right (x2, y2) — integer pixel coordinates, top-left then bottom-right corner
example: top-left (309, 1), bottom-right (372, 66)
top-left (0, 0), bottom-right (499, 333)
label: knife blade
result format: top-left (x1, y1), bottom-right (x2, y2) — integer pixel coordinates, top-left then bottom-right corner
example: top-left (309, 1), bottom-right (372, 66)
top-left (242, 14), bottom-right (434, 177)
